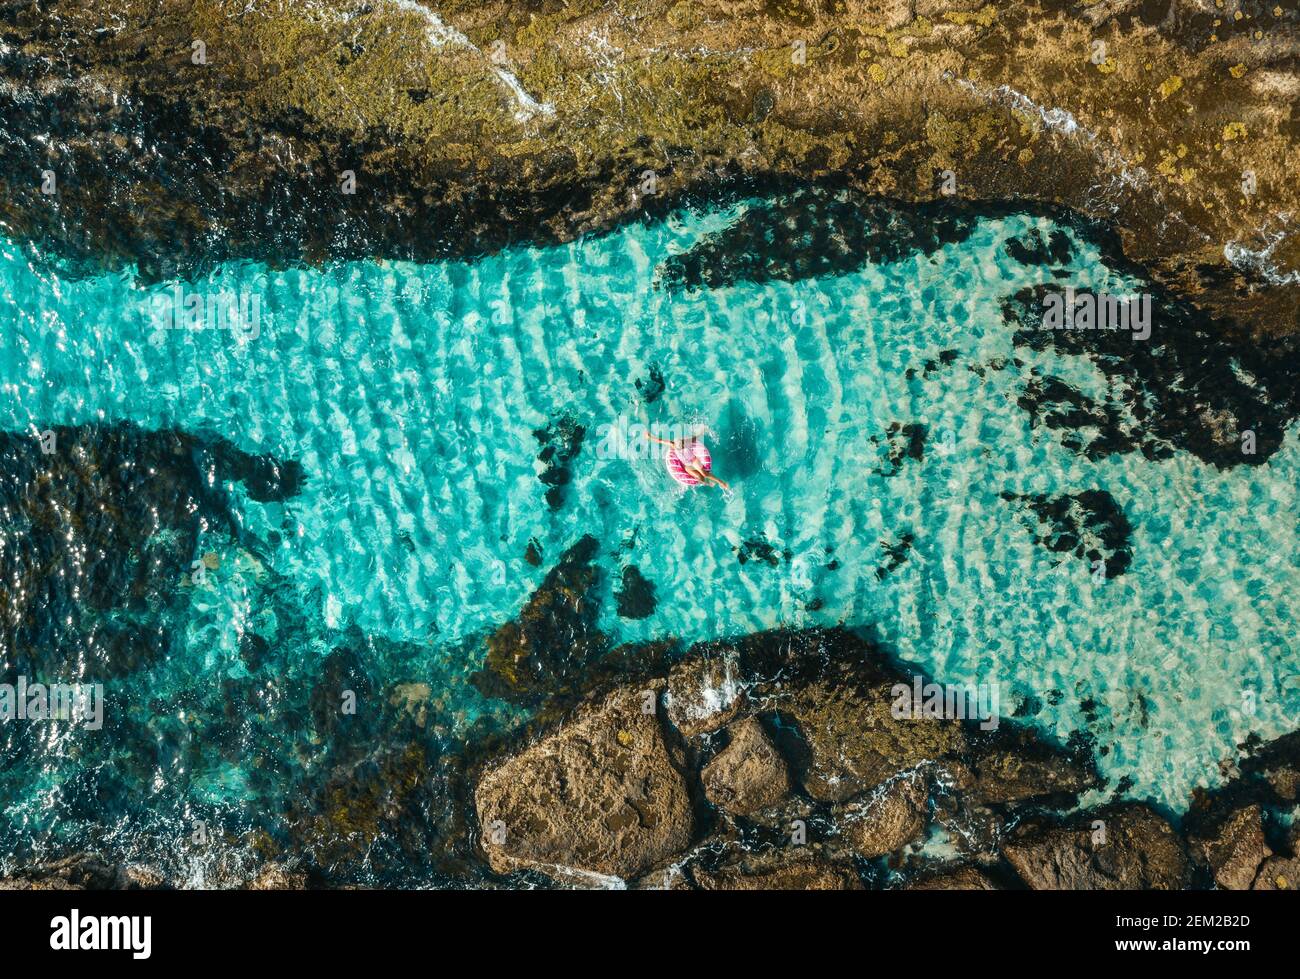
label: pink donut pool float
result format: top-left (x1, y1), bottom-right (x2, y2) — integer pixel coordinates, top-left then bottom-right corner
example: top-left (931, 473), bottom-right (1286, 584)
top-left (665, 439), bottom-right (712, 486)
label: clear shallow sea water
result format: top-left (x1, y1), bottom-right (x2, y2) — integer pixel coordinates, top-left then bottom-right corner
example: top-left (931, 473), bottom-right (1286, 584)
top-left (1, 197), bottom-right (1298, 874)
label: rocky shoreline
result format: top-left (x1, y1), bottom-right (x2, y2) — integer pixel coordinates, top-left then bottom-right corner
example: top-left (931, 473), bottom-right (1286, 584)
top-left (4, 526), bottom-right (1298, 890)
top-left (464, 622), bottom-right (1300, 890)
top-left (6, 629), bottom-right (1298, 889)
top-left (1, 1), bottom-right (1297, 335)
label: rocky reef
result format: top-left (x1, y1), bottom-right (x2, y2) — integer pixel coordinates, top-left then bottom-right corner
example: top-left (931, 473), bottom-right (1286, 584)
top-left (456, 546), bottom-right (1300, 889)
top-left (1, 1), bottom-right (1296, 338)
top-left (7, 532), bottom-right (1300, 890)
top-left (465, 617), bottom-right (1300, 889)
top-left (0, 420), bottom-right (304, 682)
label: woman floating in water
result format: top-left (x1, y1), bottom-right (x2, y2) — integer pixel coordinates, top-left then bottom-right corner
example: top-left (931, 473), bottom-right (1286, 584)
top-left (646, 432), bottom-right (730, 491)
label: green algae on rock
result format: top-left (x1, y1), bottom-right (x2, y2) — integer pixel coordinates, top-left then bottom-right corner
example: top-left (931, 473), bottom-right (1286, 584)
top-left (1, 1), bottom-right (1296, 334)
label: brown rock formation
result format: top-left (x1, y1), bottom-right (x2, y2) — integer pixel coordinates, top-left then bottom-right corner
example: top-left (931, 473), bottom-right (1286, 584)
top-left (701, 716), bottom-right (793, 816)
top-left (665, 653), bottom-right (747, 737)
top-left (968, 737), bottom-right (1100, 805)
top-left (474, 683), bottom-right (695, 880)
top-left (0, 2), bottom-right (1294, 335)
top-left (1186, 803), bottom-right (1272, 890)
top-left (836, 773), bottom-right (929, 858)
top-left (1250, 855), bottom-right (1300, 890)
top-left (1002, 803), bottom-right (1192, 890)
top-left (777, 666), bottom-right (968, 802)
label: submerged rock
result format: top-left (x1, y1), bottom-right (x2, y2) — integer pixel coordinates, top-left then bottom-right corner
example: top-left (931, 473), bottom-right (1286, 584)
top-left (1002, 804), bottom-right (1191, 890)
top-left (1001, 490), bottom-right (1133, 578)
top-left (873, 530), bottom-right (915, 577)
top-left (635, 366), bottom-right (666, 404)
top-left (734, 537), bottom-right (790, 567)
top-left (474, 684), bottom-right (694, 880)
top-left (875, 533), bottom-right (915, 580)
top-left (1016, 374), bottom-right (1139, 461)
top-left (289, 738), bottom-right (472, 885)
top-left (471, 535), bottom-right (607, 706)
top-left (308, 638), bottom-right (376, 744)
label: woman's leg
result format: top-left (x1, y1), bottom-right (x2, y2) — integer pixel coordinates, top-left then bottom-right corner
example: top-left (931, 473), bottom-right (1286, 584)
top-left (684, 465), bottom-right (728, 489)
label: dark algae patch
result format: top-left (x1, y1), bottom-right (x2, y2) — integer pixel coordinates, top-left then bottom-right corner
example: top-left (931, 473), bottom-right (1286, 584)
top-left (1002, 490), bottom-right (1134, 578)
top-left (876, 533), bottom-right (915, 580)
top-left (735, 537), bottom-right (791, 567)
top-left (1004, 227), bottom-right (1072, 267)
top-left (872, 422), bottom-right (927, 476)
top-left (472, 534), bottom-right (607, 707)
top-left (1017, 373), bottom-right (1140, 461)
top-left (0, 420), bottom-right (304, 680)
top-left (616, 565), bottom-right (657, 620)
top-left (1002, 279), bottom-right (1300, 468)
top-left (533, 413), bottom-right (585, 510)
top-left (657, 189), bottom-right (984, 291)
top-left (636, 365), bottom-right (666, 404)
top-left (908, 349), bottom-right (960, 381)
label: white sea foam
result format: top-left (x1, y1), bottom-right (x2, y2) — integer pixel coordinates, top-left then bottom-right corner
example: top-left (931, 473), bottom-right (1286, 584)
top-left (1224, 219), bottom-right (1300, 285)
top-left (945, 74), bottom-right (1150, 204)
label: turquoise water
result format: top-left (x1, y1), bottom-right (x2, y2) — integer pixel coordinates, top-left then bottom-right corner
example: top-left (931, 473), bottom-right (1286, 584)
top-left (1, 198), bottom-right (1298, 874)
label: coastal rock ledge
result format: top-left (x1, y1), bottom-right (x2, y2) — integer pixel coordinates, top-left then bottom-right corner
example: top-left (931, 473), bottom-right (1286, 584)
top-left (1, 1), bottom-right (1296, 335)
top-left (475, 683), bottom-right (695, 881)
top-left (459, 609), bottom-right (1300, 889)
